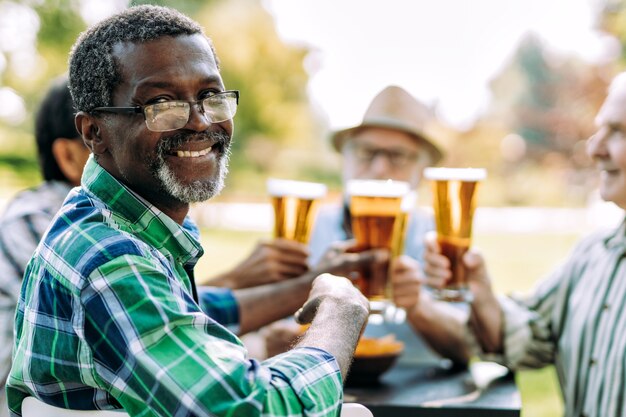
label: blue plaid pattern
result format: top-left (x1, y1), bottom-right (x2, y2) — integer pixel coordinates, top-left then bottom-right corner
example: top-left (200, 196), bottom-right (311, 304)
top-left (7, 157), bottom-right (343, 416)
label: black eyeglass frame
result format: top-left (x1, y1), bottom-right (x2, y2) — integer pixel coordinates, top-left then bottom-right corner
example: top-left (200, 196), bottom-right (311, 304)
top-left (345, 141), bottom-right (421, 168)
top-left (90, 90), bottom-right (240, 131)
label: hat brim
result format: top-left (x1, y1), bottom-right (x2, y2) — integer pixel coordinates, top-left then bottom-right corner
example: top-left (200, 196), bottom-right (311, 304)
top-left (330, 121), bottom-right (443, 165)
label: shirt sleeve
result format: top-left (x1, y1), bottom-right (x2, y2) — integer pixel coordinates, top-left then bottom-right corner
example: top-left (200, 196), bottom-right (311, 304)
top-left (81, 255), bottom-right (343, 417)
top-left (468, 244), bottom-right (582, 370)
top-left (197, 286), bottom-right (240, 334)
top-left (0, 210), bottom-right (51, 385)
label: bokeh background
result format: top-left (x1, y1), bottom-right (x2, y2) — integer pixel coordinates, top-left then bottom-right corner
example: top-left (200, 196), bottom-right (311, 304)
top-left (2, 1), bottom-right (626, 416)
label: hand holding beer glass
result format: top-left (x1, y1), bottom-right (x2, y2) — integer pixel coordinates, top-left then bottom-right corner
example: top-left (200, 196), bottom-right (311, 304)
top-left (347, 179), bottom-right (410, 310)
top-left (267, 178), bottom-right (327, 244)
top-left (424, 167), bottom-right (487, 303)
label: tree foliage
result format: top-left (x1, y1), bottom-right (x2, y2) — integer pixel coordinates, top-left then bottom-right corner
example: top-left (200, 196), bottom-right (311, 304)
top-left (0, 0), bottom-right (327, 195)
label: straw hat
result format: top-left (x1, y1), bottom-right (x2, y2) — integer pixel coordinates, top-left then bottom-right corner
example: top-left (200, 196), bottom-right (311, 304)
top-left (330, 86), bottom-right (444, 164)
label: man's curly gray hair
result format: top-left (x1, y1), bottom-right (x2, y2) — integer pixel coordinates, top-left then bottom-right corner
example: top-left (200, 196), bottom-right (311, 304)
top-left (68, 5), bottom-right (219, 112)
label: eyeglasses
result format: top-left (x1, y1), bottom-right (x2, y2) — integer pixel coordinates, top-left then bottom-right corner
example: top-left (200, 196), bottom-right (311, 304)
top-left (347, 142), bottom-right (420, 168)
top-left (91, 90), bottom-right (239, 132)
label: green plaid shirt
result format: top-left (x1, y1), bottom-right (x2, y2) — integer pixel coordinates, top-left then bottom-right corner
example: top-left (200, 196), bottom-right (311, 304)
top-left (7, 157), bottom-right (343, 417)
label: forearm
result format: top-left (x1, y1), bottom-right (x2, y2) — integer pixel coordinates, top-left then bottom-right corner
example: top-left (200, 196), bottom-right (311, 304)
top-left (236, 272), bottom-right (315, 335)
top-left (406, 293), bottom-right (472, 365)
top-left (204, 271), bottom-right (235, 288)
top-left (469, 289), bottom-right (504, 354)
top-left (295, 299), bottom-right (368, 380)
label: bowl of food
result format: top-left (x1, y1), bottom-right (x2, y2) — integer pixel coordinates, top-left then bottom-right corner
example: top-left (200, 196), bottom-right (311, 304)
top-left (346, 334), bottom-right (404, 386)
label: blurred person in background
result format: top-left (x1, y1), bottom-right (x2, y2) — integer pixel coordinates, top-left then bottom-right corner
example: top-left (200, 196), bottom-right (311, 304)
top-left (266, 86), bottom-right (474, 365)
top-left (0, 76), bottom-right (90, 417)
top-left (415, 71), bottom-right (626, 417)
top-left (7, 5), bottom-right (373, 416)
top-left (308, 85), bottom-right (444, 265)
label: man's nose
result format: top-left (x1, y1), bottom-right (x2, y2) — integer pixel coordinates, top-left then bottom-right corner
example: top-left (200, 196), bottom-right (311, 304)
top-left (367, 152), bottom-right (395, 178)
top-left (185, 101), bottom-right (212, 132)
top-left (586, 129), bottom-right (608, 158)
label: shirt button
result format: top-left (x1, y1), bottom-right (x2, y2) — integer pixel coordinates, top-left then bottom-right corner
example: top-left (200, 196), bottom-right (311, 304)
top-left (589, 358), bottom-right (597, 366)
top-left (603, 303), bottom-right (610, 311)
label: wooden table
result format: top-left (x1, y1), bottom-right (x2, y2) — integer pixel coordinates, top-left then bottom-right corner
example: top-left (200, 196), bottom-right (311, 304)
top-left (344, 316), bottom-right (522, 417)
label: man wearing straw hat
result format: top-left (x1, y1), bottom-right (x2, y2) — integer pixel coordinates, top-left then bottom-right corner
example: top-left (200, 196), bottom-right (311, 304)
top-left (266, 87), bottom-right (473, 364)
top-left (309, 85), bottom-right (444, 266)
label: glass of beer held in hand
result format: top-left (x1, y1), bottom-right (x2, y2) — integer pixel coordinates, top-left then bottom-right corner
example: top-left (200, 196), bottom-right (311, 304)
top-left (424, 167), bottom-right (486, 303)
top-left (347, 179), bottom-right (410, 306)
top-left (267, 178), bottom-right (327, 244)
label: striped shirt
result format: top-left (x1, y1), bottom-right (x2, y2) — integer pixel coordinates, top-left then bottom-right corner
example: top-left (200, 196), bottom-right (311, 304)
top-left (475, 217), bottom-right (626, 417)
top-left (0, 181), bottom-right (73, 399)
top-left (7, 157), bottom-right (343, 417)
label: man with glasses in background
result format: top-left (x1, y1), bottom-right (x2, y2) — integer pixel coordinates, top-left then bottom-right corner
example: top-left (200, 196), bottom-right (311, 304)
top-left (7, 5), bottom-right (372, 417)
top-left (266, 86), bottom-right (470, 366)
top-left (309, 85), bottom-right (443, 266)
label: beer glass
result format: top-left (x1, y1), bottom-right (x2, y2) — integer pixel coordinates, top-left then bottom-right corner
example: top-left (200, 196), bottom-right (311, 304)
top-left (424, 167), bottom-right (487, 302)
top-left (389, 191), bottom-right (417, 261)
top-left (267, 178), bottom-right (327, 244)
top-left (347, 179), bottom-right (410, 307)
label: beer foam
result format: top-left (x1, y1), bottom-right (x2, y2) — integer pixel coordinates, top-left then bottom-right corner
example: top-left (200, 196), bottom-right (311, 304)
top-left (267, 178), bottom-right (327, 199)
top-left (346, 179), bottom-right (411, 197)
top-left (423, 167), bottom-right (487, 182)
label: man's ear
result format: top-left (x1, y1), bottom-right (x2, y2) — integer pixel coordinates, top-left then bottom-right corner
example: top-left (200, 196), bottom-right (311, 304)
top-left (75, 111), bottom-right (106, 155)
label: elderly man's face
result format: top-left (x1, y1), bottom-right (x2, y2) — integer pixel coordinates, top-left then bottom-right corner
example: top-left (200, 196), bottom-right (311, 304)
top-left (588, 74), bottom-right (626, 210)
top-left (95, 34), bottom-right (233, 220)
top-left (341, 127), bottom-right (429, 188)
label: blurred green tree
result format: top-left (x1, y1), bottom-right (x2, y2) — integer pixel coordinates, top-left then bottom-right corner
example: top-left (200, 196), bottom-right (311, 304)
top-left (0, 0), bottom-right (332, 197)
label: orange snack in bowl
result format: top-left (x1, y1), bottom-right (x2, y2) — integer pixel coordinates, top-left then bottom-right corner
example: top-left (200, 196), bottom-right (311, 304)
top-left (354, 334), bottom-right (404, 357)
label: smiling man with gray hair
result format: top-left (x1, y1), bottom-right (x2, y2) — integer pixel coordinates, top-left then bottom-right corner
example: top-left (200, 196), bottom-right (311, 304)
top-left (7, 5), bottom-right (370, 417)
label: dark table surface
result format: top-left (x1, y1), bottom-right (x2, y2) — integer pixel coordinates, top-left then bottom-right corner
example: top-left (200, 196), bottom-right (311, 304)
top-left (344, 314), bottom-right (522, 417)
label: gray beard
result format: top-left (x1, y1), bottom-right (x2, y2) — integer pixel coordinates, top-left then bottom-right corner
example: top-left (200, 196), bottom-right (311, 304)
top-left (150, 130), bottom-right (231, 204)
top-left (156, 153), bottom-right (229, 203)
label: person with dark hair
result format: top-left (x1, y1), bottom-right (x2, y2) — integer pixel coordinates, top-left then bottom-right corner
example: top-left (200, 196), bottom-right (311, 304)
top-left (0, 76), bottom-right (89, 417)
top-left (34, 77), bottom-right (89, 184)
top-left (7, 5), bottom-right (372, 417)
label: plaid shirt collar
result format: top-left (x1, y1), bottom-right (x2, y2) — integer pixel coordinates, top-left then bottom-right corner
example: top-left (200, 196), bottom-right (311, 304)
top-left (80, 156), bottom-right (204, 267)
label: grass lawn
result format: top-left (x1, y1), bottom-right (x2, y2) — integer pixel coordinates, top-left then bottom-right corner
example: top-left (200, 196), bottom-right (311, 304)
top-left (197, 227), bottom-right (579, 417)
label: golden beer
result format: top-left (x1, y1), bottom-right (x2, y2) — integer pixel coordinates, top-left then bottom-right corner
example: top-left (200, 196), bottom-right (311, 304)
top-left (267, 178), bottom-right (327, 244)
top-left (347, 179), bottom-right (410, 302)
top-left (424, 167), bottom-right (486, 302)
top-left (390, 192), bottom-right (417, 260)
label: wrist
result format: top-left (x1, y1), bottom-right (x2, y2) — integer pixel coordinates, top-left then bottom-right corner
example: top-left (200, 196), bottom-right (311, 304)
top-left (471, 283), bottom-right (498, 313)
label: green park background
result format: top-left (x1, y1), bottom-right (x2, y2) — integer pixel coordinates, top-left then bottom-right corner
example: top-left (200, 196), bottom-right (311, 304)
top-left (3, 1), bottom-right (626, 416)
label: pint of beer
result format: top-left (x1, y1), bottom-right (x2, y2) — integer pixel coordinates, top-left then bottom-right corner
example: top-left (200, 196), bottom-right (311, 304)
top-left (267, 178), bottom-right (327, 244)
top-left (390, 191), bottom-right (417, 260)
top-left (424, 167), bottom-right (487, 302)
top-left (347, 179), bottom-right (410, 303)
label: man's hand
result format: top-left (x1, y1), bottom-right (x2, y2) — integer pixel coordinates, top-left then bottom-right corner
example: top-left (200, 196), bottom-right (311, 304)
top-left (209, 238), bottom-right (309, 289)
top-left (389, 255), bottom-right (423, 312)
top-left (422, 231), bottom-right (503, 353)
top-left (422, 232), bottom-right (494, 301)
top-left (295, 273), bottom-right (369, 324)
top-left (313, 239), bottom-right (388, 279)
top-left (294, 273), bottom-right (370, 380)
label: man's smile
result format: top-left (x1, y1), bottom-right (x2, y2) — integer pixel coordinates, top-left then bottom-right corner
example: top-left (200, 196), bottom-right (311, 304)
top-left (173, 146), bottom-right (212, 158)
